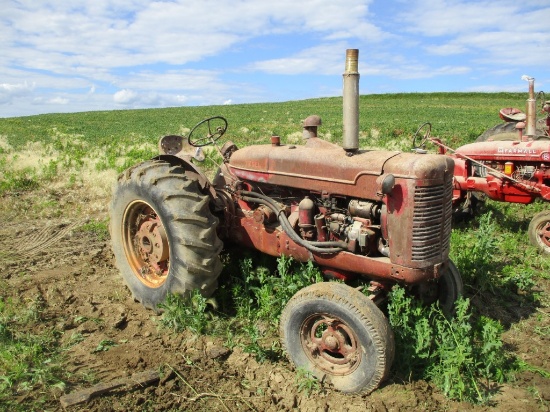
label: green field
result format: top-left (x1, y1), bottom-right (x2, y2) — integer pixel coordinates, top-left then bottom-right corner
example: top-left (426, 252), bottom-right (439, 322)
top-left (0, 91), bottom-right (526, 148)
top-left (0, 91), bottom-right (530, 193)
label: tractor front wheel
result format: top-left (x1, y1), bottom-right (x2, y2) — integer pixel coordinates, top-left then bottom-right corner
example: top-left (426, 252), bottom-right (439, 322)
top-left (109, 160), bottom-right (223, 310)
top-left (437, 260), bottom-right (464, 314)
top-left (528, 211), bottom-right (550, 255)
top-left (415, 259), bottom-right (463, 316)
top-left (280, 282), bottom-right (394, 394)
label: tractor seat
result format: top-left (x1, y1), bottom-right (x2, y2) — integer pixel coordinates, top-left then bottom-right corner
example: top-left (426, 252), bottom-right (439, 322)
top-left (499, 107), bottom-right (526, 122)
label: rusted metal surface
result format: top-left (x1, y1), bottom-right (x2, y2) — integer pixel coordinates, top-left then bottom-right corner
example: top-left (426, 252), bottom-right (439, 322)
top-left (202, 50), bottom-right (458, 295)
top-left (226, 210), bottom-right (442, 284)
top-left (122, 201), bottom-right (169, 288)
top-left (499, 107), bottom-right (526, 122)
top-left (343, 49), bottom-right (359, 153)
top-left (228, 144), bottom-right (452, 197)
top-left (534, 220), bottom-right (550, 248)
top-left (300, 313), bottom-right (361, 376)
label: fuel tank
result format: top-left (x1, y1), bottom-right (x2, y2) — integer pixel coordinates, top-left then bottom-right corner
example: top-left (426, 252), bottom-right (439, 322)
top-left (456, 140), bottom-right (550, 163)
top-left (228, 143), bottom-right (454, 198)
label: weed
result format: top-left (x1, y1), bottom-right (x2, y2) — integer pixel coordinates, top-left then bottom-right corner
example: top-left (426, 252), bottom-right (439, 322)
top-left (78, 219), bottom-right (110, 241)
top-left (0, 167), bottom-right (39, 194)
top-left (451, 212), bottom-right (498, 292)
top-left (387, 286), bottom-right (511, 404)
top-left (93, 339), bottom-right (117, 353)
top-left (515, 359), bottom-right (550, 379)
top-left (159, 290), bottom-right (215, 335)
top-left (229, 255), bottom-right (322, 326)
top-left (241, 324), bottom-right (280, 362)
top-left (0, 297), bottom-right (66, 410)
top-left (68, 332), bottom-right (85, 345)
top-left (295, 368), bottom-right (320, 396)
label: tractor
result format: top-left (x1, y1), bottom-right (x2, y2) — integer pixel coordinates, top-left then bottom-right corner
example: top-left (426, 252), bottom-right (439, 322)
top-left (110, 49), bottom-right (461, 394)
top-left (412, 76), bottom-right (550, 254)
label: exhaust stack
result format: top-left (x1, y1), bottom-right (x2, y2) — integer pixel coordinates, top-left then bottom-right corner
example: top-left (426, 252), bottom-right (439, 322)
top-left (525, 76), bottom-right (536, 138)
top-left (343, 49), bottom-right (360, 153)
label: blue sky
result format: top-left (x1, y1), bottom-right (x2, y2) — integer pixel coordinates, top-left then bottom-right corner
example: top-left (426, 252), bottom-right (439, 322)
top-left (1, 0), bottom-right (549, 118)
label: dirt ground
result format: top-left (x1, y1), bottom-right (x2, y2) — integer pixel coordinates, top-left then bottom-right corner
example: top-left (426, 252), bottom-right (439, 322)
top-left (1, 186), bottom-right (549, 412)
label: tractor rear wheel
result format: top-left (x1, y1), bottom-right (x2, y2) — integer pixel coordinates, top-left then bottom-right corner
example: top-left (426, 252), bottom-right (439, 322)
top-left (476, 122), bottom-right (547, 142)
top-left (109, 160), bottom-right (223, 310)
top-left (528, 211), bottom-right (550, 255)
top-left (476, 122), bottom-right (519, 142)
top-left (280, 282), bottom-right (394, 394)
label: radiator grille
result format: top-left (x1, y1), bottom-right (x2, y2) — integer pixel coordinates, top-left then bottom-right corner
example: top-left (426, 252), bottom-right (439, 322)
top-left (411, 179), bottom-right (453, 261)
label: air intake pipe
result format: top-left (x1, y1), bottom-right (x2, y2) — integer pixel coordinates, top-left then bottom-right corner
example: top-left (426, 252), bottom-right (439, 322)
top-left (343, 49), bottom-right (360, 153)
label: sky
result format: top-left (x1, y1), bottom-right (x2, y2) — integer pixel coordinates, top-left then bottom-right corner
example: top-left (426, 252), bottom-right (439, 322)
top-left (1, 0), bottom-right (549, 118)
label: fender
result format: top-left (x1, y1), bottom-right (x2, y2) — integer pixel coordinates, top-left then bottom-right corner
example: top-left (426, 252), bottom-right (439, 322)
top-left (152, 154), bottom-right (217, 200)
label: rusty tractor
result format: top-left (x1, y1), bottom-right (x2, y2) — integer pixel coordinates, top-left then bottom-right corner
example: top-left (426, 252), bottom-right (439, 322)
top-left (413, 76), bottom-right (550, 253)
top-left (110, 49), bottom-right (461, 394)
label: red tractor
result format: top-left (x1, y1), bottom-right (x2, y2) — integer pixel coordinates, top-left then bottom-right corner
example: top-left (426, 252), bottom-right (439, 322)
top-left (110, 50), bottom-right (461, 394)
top-left (413, 77), bottom-right (550, 253)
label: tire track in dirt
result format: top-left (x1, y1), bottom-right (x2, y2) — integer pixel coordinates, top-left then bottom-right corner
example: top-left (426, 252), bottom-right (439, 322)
top-left (0, 219), bottom-right (98, 268)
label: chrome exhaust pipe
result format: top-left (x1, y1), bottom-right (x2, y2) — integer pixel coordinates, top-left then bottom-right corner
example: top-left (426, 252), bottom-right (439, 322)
top-left (343, 49), bottom-right (360, 153)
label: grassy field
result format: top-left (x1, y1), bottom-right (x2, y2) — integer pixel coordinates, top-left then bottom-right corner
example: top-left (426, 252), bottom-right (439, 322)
top-left (1, 92), bottom-right (549, 410)
top-left (0, 91), bottom-right (530, 195)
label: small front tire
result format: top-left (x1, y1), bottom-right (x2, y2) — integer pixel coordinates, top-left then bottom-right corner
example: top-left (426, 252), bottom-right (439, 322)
top-left (280, 282), bottom-right (394, 394)
top-left (414, 259), bottom-right (463, 316)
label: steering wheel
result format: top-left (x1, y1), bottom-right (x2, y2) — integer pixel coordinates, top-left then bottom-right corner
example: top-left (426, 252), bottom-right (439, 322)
top-left (412, 122), bottom-right (432, 150)
top-left (188, 116), bottom-right (228, 147)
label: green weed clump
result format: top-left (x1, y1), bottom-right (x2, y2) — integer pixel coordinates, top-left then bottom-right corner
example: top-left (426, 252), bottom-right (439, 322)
top-left (77, 219), bottom-right (110, 242)
top-left (451, 207), bottom-right (545, 304)
top-left (0, 296), bottom-right (65, 411)
top-left (158, 290), bottom-right (215, 335)
top-left (231, 255), bottom-right (323, 325)
top-left (226, 255), bottom-right (323, 361)
top-left (388, 286), bottom-right (511, 404)
top-left (0, 166), bottom-right (39, 195)
top-left (158, 255), bottom-right (323, 362)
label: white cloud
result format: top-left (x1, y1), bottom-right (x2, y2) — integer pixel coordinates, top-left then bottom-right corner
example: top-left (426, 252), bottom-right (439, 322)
top-left (249, 43), bottom-right (349, 75)
top-left (1, 1), bottom-right (548, 117)
top-left (399, 1), bottom-right (550, 67)
top-left (0, 82), bottom-right (35, 104)
top-left (47, 97), bottom-right (69, 105)
top-left (400, 0), bottom-right (519, 37)
top-left (113, 89), bottom-right (138, 105)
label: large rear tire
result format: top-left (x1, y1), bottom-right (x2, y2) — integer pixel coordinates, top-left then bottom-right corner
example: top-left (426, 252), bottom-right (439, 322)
top-left (109, 160), bottom-right (223, 310)
top-left (528, 211), bottom-right (550, 255)
top-left (280, 282), bottom-right (394, 394)
top-left (476, 122), bottom-right (519, 142)
top-left (476, 122), bottom-right (547, 142)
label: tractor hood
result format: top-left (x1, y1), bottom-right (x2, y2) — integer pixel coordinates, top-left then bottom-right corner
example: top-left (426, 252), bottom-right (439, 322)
top-left (228, 143), bottom-right (453, 198)
top-left (456, 140), bottom-right (550, 163)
